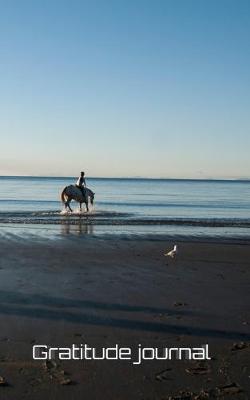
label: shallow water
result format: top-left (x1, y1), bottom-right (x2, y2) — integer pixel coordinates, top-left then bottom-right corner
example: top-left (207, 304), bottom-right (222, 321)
top-left (0, 176), bottom-right (250, 238)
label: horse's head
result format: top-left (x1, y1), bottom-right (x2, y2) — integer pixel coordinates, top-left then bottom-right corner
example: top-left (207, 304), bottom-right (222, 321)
top-left (89, 190), bottom-right (95, 205)
top-left (85, 187), bottom-right (95, 205)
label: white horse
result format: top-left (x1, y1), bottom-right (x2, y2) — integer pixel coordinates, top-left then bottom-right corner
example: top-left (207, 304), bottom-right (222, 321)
top-left (61, 186), bottom-right (95, 212)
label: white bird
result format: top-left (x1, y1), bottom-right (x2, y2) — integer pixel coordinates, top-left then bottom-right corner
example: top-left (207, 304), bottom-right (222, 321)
top-left (164, 244), bottom-right (178, 258)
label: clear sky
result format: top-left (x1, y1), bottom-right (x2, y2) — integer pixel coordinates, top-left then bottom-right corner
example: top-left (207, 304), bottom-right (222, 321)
top-left (0, 0), bottom-right (249, 178)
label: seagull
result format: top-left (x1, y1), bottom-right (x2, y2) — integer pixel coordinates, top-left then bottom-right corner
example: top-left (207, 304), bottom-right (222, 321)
top-left (164, 245), bottom-right (178, 258)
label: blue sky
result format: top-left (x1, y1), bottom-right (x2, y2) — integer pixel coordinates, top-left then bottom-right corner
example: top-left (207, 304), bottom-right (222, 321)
top-left (0, 0), bottom-right (249, 178)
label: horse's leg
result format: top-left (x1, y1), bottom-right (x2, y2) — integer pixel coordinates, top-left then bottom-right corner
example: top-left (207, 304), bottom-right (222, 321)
top-left (63, 198), bottom-right (68, 210)
top-left (86, 199), bottom-right (89, 212)
top-left (79, 202), bottom-right (82, 212)
top-left (68, 199), bottom-right (73, 212)
top-left (63, 194), bottom-right (69, 211)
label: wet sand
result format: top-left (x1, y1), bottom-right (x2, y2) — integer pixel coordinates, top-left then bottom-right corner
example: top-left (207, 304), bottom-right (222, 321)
top-left (0, 234), bottom-right (249, 399)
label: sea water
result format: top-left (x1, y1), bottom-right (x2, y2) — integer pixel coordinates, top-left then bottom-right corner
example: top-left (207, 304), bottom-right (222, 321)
top-left (0, 176), bottom-right (250, 238)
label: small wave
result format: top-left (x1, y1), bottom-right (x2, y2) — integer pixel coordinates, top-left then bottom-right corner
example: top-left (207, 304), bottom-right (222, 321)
top-left (0, 211), bottom-right (249, 228)
top-left (0, 209), bottom-right (132, 220)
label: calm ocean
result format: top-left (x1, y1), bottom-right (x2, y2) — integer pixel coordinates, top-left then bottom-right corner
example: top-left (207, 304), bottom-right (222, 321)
top-left (0, 176), bottom-right (250, 238)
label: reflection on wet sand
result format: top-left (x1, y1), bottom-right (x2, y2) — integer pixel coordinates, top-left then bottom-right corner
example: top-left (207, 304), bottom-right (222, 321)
top-left (60, 221), bottom-right (94, 235)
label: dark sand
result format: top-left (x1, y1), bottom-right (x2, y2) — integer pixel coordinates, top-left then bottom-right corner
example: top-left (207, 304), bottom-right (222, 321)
top-left (0, 234), bottom-right (249, 399)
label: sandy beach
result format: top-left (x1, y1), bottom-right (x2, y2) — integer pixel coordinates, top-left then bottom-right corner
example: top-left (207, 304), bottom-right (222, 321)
top-left (0, 233), bottom-right (249, 399)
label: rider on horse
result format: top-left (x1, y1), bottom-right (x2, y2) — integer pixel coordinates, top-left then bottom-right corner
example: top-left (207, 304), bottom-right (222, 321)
top-left (76, 171), bottom-right (86, 199)
top-left (61, 172), bottom-right (94, 212)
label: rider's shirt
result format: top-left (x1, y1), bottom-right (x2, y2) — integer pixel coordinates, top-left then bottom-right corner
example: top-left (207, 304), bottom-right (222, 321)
top-left (76, 176), bottom-right (86, 187)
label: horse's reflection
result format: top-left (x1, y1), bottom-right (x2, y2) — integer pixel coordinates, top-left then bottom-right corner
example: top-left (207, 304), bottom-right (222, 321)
top-left (61, 222), bottom-right (94, 236)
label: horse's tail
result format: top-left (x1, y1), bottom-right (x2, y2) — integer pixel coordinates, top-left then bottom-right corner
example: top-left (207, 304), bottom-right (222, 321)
top-left (61, 187), bottom-right (68, 204)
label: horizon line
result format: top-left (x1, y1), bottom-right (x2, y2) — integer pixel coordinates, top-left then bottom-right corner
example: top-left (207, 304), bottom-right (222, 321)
top-left (0, 174), bottom-right (250, 182)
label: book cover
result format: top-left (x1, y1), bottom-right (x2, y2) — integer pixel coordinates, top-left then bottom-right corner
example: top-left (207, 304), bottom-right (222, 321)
top-left (0, 1), bottom-right (249, 399)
